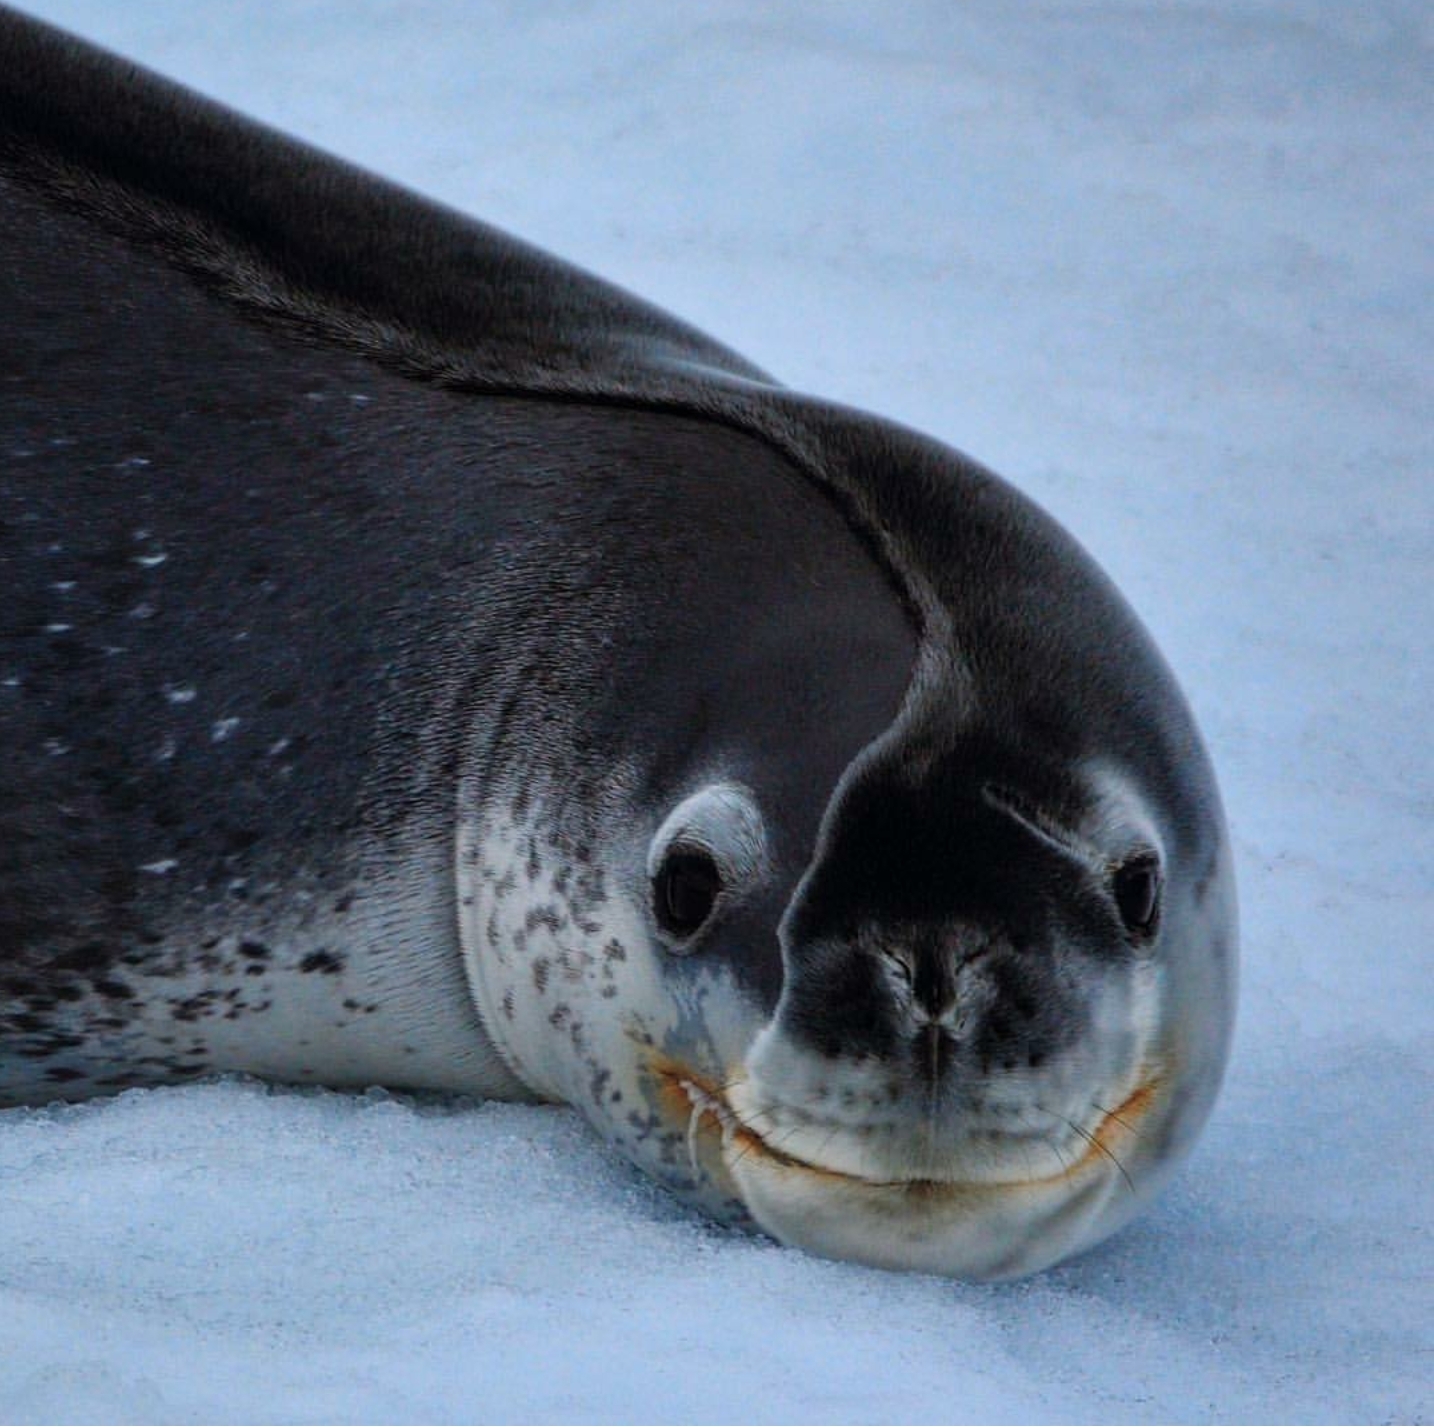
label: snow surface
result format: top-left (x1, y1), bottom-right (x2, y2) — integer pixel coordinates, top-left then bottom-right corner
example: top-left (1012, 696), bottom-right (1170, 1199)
top-left (2, 1), bottom-right (1430, 1421)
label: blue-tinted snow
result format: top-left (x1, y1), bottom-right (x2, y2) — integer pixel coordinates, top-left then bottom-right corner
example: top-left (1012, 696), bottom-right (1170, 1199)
top-left (2, 2), bottom-right (1430, 1422)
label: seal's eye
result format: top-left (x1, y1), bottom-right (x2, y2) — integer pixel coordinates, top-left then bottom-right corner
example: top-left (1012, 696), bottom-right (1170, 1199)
top-left (1113, 855), bottom-right (1162, 938)
top-left (654, 847), bottom-right (723, 941)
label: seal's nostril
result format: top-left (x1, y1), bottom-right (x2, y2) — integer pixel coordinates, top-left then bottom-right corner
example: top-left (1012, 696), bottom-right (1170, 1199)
top-left (912, 947), bottom-right (959, 1023)
top-left (876, 933), bottom-right (983, 1024)
top-left (879, 946), bottom-right (914, 988)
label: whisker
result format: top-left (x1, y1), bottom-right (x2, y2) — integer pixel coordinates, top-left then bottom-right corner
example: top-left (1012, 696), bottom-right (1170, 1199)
top-left (1027, 1102), bottom-right (1073, 1178)
top-left (727, 1136), bottom-right (762, 1170)
top-left (727, 1121), bottom-right (792, 1172)
top-left (683, 1097), bottom-right (707, 1177)
top-left (1091, 1098), bottom-right (1146, 1143)
top-left (812, 1122), bottom-right (842, 1168)
top-left (704, 1077), bottom-right (793, 1131)
top-left (1051, 1107), bottom-right (1134, 1193)
top-left (1015, 1120), bottom-right (1039, 1184)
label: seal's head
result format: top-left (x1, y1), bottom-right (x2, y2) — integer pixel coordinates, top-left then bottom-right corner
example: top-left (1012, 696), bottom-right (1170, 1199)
top-left (458, 415), bottom-right (1236, 1281)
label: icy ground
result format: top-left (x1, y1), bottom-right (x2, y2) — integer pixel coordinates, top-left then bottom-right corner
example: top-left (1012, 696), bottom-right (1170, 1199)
top-left (2, 1), bottom-right (1430, 1421)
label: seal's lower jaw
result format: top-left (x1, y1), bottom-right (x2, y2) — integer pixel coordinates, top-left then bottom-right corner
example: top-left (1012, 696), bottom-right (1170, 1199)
top-left (661, 1067), bottom-right (1162, 1281)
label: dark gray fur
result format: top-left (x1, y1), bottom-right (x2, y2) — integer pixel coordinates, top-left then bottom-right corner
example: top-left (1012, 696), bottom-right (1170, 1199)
top-left (0, 0), bottom-right (1231, 1194)
top-left (0, 9), bottom-right (920, 1100)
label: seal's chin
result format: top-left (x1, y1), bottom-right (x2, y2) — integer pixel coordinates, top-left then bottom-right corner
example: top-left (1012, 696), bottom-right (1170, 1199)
top-left (655, 1063), bottom-right (1162, 1281)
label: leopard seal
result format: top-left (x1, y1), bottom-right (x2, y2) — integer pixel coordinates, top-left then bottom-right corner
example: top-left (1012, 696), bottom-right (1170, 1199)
top-left (0, 7), bottom-right (1236, 1280)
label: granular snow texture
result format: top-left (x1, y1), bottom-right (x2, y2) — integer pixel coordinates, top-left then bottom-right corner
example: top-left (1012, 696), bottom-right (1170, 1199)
top-left (2, 3), bottom-right (1430, 1422)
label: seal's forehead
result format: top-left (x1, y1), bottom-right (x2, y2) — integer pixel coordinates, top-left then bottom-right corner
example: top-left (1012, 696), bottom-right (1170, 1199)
top-left (793, 678), bottom-right (1220, 939)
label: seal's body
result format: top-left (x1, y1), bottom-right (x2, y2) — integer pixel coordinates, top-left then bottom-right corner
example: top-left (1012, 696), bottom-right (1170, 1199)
top-left (0, 8), bottom-right (1236, 1279)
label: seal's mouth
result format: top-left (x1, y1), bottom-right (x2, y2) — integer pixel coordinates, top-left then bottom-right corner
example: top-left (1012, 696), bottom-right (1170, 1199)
top-left (652, 1060), bottom-right (1160, 1195)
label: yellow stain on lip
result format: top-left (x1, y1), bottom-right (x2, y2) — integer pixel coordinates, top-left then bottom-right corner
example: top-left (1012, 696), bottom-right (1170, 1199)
top-left (651, 1056), bottom-right (1162, 1194)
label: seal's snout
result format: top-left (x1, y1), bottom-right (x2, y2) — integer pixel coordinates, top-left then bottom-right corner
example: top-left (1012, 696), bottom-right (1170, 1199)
top-left (676, 860), bottom-right (1173, 1275)
top-left (655, 1039), bottom-right (1167, 1279)
top-left (784, 916), bottom-right (1083, 1104)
